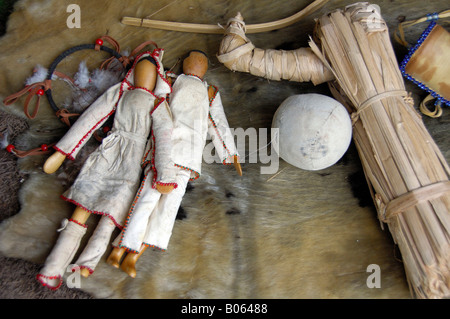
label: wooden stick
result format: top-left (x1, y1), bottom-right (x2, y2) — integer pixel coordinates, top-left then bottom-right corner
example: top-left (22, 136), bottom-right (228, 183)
top-left (121, 0), bottom-right (330, 34)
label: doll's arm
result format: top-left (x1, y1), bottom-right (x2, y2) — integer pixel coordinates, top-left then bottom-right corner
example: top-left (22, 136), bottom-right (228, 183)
top-left (151, 99), bottom-right (178, 193)
top-left (53, 82), bottom-right (122, 161)
top-left (207, 86), bottom-right (242, 176)
top-left (43, 151), bottom-right (66, 174)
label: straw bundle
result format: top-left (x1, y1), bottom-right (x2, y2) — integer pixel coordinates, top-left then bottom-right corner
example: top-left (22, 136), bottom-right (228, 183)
top-left (218, 2), bottom-right (450, 298)
top-left (308, 2), bottom-right (450, 299)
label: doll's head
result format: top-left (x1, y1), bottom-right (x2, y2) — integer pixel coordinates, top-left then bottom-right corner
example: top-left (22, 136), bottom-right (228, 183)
top-left (183, 50), bottom-right (208, 79)
top-left (134, 56), bottom-right (157, 90)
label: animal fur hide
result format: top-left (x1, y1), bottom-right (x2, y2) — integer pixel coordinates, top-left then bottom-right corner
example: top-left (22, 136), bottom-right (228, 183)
top-left (0, 0), bottom-right (448, 299)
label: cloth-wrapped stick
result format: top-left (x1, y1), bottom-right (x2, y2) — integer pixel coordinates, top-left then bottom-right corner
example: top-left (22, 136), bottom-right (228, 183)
top-left (217, 12), bottom-right (334, 85)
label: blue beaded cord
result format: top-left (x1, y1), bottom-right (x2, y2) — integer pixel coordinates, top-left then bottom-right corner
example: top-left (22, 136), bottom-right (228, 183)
top-left (399, 18), bottom-right (450, 108)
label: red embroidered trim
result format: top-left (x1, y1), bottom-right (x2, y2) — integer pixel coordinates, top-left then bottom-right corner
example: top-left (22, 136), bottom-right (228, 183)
top-left (141, 148), bottom-right (152, 168)
top-left (60, 195), bottom-right (123, 230)
top-left (222, 154), bottom-right (239, 165)
top-left (174, 163), bottom-right (200, 181)
top-left (36, 273), bottom-right (62, 290)
top-left (150, 133), bottom-right (157, 187)
top-left (155, 181), bottom-right (178, 189)
top-left (150, 98), bottom-right (165, 115)
top-left (117, 173), bottom-right (150, 247)
top-left (142, 242), bottom-right (166, 252)
top-left (68, 218), bottom-right (88, 228)
top-left (53, 145), bottom-right (74, 161)
top-left (184, 73), bottom-right (204, 82)
top-left (67, 109), bottom-right (116, 159)
top-left (123, 50), bottom-right (172, 96)
top-left (117, 243), bottom-right (166, 253)
top-left (208, 85), bottom-right (218, 105)
top-left (76, 265), bottom-right (94, 275)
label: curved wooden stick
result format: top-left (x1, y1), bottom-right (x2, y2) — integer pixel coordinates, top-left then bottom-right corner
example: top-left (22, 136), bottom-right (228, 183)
top-left (121, 0), bottom-right (329, 34)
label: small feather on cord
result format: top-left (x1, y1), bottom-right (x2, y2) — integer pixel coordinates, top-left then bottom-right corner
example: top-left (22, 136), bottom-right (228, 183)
top-left (74, 61), bottom-right (90, 89)
top-left (25, 65), bottom-right (48, 85)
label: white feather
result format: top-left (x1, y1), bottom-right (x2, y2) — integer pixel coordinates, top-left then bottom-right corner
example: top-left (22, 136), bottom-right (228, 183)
top-left (74, 61), bottom-right (90, 89)
top-left (25, 65), bottom-right (48, 85)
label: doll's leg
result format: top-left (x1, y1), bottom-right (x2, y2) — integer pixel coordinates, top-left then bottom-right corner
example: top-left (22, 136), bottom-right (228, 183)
top-left (74, 215), bottom-right (116, 277)
top-left (106, 173), bottom-right (161, 270)
top-left (143, 169), bottom-right (191, 249)
top-left (120, 169), bottom-right (191, 277)
top-left (37, 206), bottom-right (90, 289)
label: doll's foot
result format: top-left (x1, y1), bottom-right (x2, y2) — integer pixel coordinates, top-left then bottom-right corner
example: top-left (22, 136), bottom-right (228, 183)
top-left (120, 246), bottom-right (147, 278)
top-left (106, 247), bottom-right (126, 268)
top-left (80, 268), bottom-right (91, 278)
top-left (120, 252), bottom-right (139, 278)
top-left (156, 183), bottom-right (175, 194)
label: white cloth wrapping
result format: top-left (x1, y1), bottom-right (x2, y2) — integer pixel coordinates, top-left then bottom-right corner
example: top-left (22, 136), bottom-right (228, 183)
top-left (37, 219), bottom-right (87, 290)
top-left (114, 74), bottom-right (239, 253)
top-left (74, 216), bottom-right (116, 273)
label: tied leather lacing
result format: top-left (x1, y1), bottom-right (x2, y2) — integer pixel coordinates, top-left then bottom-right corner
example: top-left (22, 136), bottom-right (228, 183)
top-left (3, 69), bottom-right (79, 122)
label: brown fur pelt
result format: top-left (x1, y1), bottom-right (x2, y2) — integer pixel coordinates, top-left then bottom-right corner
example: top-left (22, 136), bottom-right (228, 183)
top-left (1, 0), bottom-right (448, 299)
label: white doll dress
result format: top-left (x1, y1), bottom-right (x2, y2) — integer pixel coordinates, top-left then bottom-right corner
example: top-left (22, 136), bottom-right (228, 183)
top-left (55, 50), bottom-right (172, 228)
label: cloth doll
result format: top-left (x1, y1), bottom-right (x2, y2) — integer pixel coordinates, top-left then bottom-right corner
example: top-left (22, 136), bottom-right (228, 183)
top-left (36, 48), bottom-right (172, 290)
top-left (106, 50), bottom-right (242, 278)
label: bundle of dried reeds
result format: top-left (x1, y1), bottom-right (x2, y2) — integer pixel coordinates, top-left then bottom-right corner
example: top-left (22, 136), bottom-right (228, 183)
top-left (307, 2), bottom-right (450, 298)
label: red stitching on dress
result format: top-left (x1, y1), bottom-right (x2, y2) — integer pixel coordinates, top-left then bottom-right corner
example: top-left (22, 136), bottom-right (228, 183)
top-left (68, 218), bottom-right (88, 228)
top-left (53, 145), bottom-right (74, 161)
top-left (208, 84), bottom-right (218, 105)
top-left (155, 181), bottom-right (178, 189)
top-left (222, 154), bottom-right (239, 165)
top-left (67, 109), bottom-right (116, 159)
top-left (60, 195), bottom-right (123, 229)
top-left (117, 243), bottom-right (166, 253)
top-left (125, 50), bottom-right (172, 95)
top-left (117, 172), bottom-right (150, 248)
top-left (76, 265), bottom-right (94, 275)
top-left (174, 163), bottom-right (200, 181)
top-left (36, 273), bottom-right (62, 290)
top-left (150, 98), bottom-right (165, 115)
top-left (143, 242), bottom-right (166, 252)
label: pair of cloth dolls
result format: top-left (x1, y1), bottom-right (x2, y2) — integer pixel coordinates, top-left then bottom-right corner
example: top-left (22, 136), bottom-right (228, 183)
top-left (37, 49), bottom-right (241, 290)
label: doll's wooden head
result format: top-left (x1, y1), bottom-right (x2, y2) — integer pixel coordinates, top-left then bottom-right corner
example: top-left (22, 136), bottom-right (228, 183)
top-left (134, 56), bottom-right (157, 91)
top-left (183, 50), bottom-right (208, 79)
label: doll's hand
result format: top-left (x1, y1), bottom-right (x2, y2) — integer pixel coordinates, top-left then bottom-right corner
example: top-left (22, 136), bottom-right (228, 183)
top-left (234, 155), bottom-right (242, 176)
top-left (156, 183), bottom-right (175, 194)
top-left (43, 151), bottom-right (66, 174)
